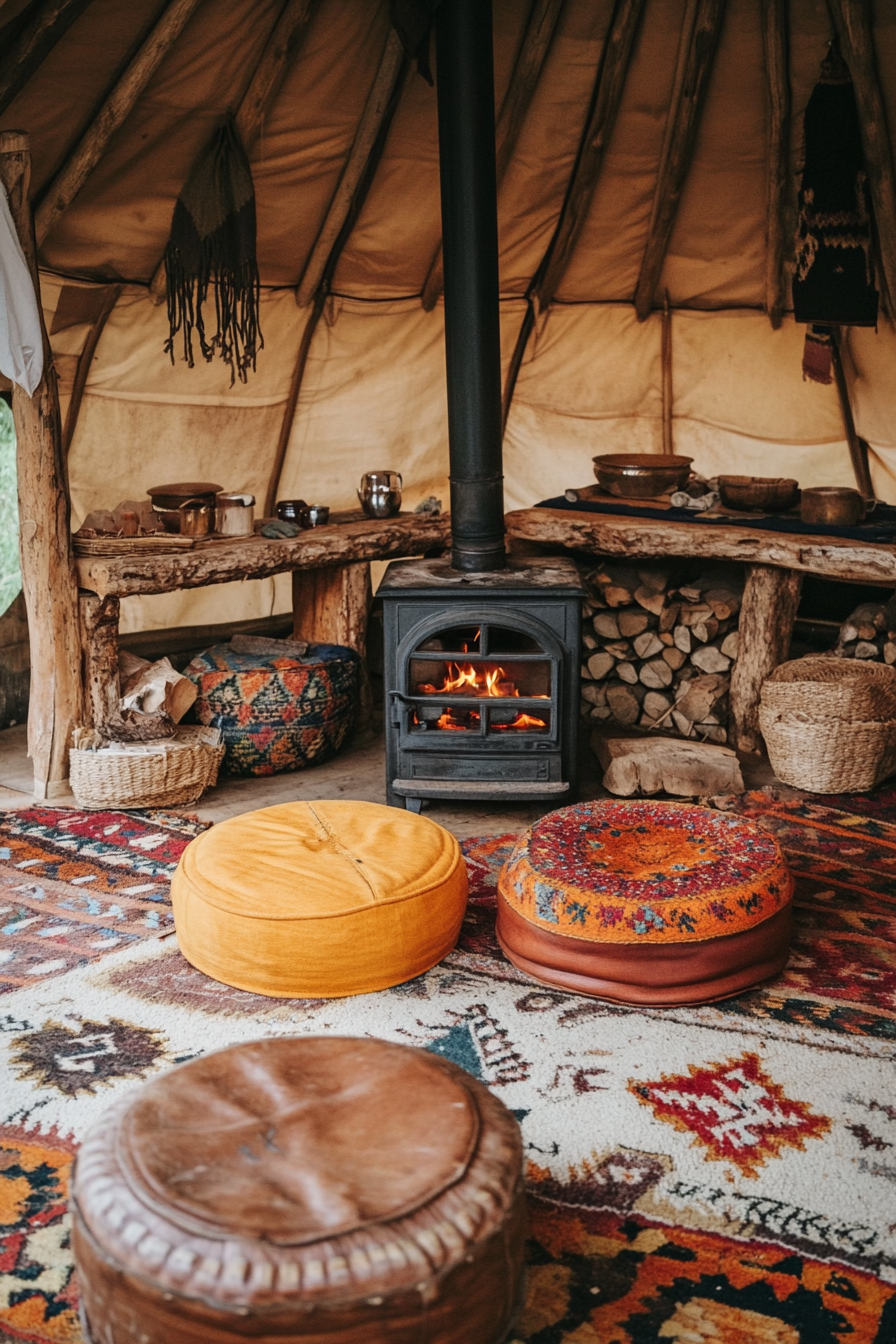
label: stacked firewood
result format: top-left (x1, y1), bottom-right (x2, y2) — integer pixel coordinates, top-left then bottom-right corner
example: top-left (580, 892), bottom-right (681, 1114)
top-left (833, 595), bottom-right (896, 663)
top-left (580, 563), bottom-right (743, 741)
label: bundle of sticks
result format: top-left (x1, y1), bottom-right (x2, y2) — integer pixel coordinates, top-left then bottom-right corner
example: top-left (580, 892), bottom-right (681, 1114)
top-left (833, 596), bottom-right (896, 663)
top-left (580, 562), bottom-right (743, 742)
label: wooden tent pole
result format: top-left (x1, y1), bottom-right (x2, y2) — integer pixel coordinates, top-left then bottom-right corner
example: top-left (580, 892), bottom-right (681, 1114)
top-left (150, 0), bottom-right (321, 303)
top-left (830, 328), bottom-right (875, 501)
top-left (421, 0), bottom-right (566, 313)
top-left (0, 0), bottom-right (94, 119)
top-left (295, 29), bottom-right (405, 307)
top-left (661, 290), bottom-right (673, 453)
top-left (501, 0), bottom-right (645, 432)
top-left (265, 39), bottom-right (409, 512)
top-left (0, 131), bottom-right (83, 797)
top-left (62, 283), bottom-right (121, 454)
top-left (826, 0), bottom-right (896, 318)
top-left (33, 0), bottom-right (205, 246)
top-left (761, 0), bottom-right (789, 329)
top-left (633, 0), bottom-right (727, 321)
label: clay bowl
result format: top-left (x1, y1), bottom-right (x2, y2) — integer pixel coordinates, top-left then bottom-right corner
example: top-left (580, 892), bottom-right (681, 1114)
top-left (718, 475), bottom-right (799, 512)
top-left (800, 486), bottom-right (865, 527)
top-left (593, 454), bottom-right (693, 499)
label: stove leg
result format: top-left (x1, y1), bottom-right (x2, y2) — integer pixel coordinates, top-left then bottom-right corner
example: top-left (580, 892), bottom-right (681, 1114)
top-left (404, 797), bottom-right (424, 814)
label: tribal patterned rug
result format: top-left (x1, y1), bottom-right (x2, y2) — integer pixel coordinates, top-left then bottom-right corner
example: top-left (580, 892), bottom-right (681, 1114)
top-left (1, 791), bottom-right (895, 1342)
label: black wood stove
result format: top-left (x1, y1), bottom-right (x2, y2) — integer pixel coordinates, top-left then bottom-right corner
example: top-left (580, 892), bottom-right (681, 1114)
top-left (381, 0), bottom-right (583, 809)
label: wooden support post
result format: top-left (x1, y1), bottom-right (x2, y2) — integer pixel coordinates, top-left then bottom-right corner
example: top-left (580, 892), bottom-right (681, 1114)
top-left (34, 0), bottom-right (205, 246)
top-left (292, 563), bottom-right (373, 722)
top-left (0, 131), bottom-right (83, 796)
top-left (827, 0), bottom-right (896, 317)
top-left (79, 592), bottom-right (120, 729)
top-left (62, 283), bottom-right (120, 454)
top-left (422, 0), bottom-right (566, 312)
top-left (150, 0), bottom-right (320, 303)
top-left (661, 290), bottom-right (673, 453)
top-left (0, 0), bottom-right (94, 119)
top-left (830, 327), bottom-right (875, 502)
top-left (295, 29), bottom-right (406, 307)
top-left (761, 0), bottom-right (789, 329)
top-left (729, 563), bottom-right (802, 753)
top-left (633, 0), bottom-right (727, 321)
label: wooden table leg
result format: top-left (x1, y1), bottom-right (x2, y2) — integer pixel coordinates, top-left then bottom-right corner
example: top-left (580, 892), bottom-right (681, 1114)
top-left (79, 592), bottom-right (121, 730)
top-left (729, 564), bottom-right (803, 753)
top-left (292, 563), bottom-right (373, 721)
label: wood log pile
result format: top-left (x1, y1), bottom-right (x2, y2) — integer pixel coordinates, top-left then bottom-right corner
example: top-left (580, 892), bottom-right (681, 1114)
top-left (580, 562), bottom-right (744, 741)
top-left (833, 594), bottom-right (896, 663)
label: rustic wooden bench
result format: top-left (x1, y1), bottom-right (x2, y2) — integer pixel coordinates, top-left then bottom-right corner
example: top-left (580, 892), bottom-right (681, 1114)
top-left (505, 505), bottom-right (896, 752)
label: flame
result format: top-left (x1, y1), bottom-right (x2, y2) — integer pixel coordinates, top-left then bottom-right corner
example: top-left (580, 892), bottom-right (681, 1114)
top-left (419, 661), bottom-right (521, 698)
top-left (493, 712), bottom-right (547, 731)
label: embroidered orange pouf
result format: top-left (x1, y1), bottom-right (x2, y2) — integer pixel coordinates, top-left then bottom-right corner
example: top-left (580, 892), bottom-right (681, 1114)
top-left (496, 800), bottom-right (793, 1006)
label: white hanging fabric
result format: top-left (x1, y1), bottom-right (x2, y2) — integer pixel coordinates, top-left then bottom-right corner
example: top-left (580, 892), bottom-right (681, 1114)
top-left (0, 184), bottom-right (43, 396)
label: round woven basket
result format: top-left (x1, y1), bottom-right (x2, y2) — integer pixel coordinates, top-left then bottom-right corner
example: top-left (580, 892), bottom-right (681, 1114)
top-left (758, 707), bottom-right (896, 793)
top-left (760, 656), bottom-right (896, 722)
top-left (70, 725), bottom-right (224, 810)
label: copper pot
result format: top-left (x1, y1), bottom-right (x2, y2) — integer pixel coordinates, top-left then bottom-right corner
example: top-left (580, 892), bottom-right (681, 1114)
top-left (179, 499), bottom-right (213, 536)
top-left (800, 486), bottom-right (865, 527)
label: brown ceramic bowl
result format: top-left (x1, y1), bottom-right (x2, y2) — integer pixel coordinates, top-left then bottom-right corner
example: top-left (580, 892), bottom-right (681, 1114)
top-left (718, 475), bottom-right (799, 512)
top-left (593, 454), bottom-right (693, 499)
top-left (800, 486), bottom-right (865, 527)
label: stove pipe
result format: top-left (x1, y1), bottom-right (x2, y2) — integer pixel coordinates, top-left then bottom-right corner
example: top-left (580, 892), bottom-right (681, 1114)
top-left (434, 0), bottom-right (506, 572)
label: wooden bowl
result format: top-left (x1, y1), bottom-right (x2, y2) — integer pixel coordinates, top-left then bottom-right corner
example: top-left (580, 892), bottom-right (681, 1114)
top-left (718, 475), bottom-right (799, 512)
top-left (800, 486), bottom-right (865, 526)
top-left (593, 454), bottom-right (692, 499)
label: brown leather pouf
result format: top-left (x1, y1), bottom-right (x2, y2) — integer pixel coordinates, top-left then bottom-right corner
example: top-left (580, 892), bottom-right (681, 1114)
top-left (72, 1037), bottom-right (525, 1344)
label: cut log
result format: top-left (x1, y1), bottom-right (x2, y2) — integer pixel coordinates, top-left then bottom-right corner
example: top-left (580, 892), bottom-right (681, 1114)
top-left (230, 634), bottom-right (310, 658)
top-left (80, 593), bottom-right (120, 731)
top-left (634, 585), bottom-right (666, 615)
top-left (678, 584), bottom-right (704, 603)
top-left (854, 640), bottom-right (880, 659)
top-left (659, 601), bottom-right (680, 633)
top-left (660, 631), bottom-right (675, 646)
top-left (673, 625), bottom-right (692, 654)
top-left (705, 587), bottom-right (742, 620)
top-left (679, 602), bottom-right (713, 627)
top-left (729, 563), bottom-right (803, 752)
top-left (643, 690), bottom-right (673, 719)
top-left (691, 616), bottom-right (719, 644)
top-left (606, 683), bottom-right (644, 725)
top-left (587, 651), bottom-right (615, 680)
top-left (640, 658), bottom-right (673, 689)
top-left (616, 661), bottom-right (639, 685)
top-left (690, 644), bottom-right (731, 674)
top-left (618, 609), bottom-right (650, 638)
top-left (603, 639), bottom-right (632, 659)
top-left (633, 631), bottom-right (664, 660)
top-left (885, 642), bottom-right (896, 665)
top-left (637, 565), bottom-right (670, 593)
top-left (720, 630), bottom-right (739, 659)
top-left (676, 672), bottom-right (729, 725)
top-left (662, 645), bottom-right (687, 670)
top-left (593, 734), bottom-right (745, 797)
top-left (581, 682), bottom-right (608, 707)
top-left (672, 710), bottom-right (694, 736)
top-left (583, 632), bottom-right (597, 649)
top-left (594, 611), bottom-right (621, 639)
top-left (696, 723), bottom-right (728, 743)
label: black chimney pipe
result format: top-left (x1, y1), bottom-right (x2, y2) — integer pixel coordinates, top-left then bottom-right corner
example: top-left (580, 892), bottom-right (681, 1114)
top-left (434, 0), bottom-right (506, 571)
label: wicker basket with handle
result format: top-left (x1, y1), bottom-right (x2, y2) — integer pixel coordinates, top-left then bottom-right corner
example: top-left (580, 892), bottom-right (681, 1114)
top-left (759, 658), bottom-right (896, 793)
top-left (69, 725), bottom-right (224, 810)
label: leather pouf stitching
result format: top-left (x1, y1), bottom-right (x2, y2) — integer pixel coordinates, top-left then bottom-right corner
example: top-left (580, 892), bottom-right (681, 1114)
top-left (496, 800), bottom-right (794, 1006)
top-left (171, 800), bottom-right (469, 997)
top-left (72, 1036), bottom-right (526, 1344)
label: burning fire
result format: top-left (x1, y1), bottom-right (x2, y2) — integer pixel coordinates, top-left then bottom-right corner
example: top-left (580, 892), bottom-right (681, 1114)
top-left (417, 661), bottom-right (548, 732)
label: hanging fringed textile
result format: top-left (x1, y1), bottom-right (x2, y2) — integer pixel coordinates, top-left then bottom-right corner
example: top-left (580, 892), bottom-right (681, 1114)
top-left (801, 323), bottom-right (834, 384)
top-left (164, 117), bottom-right (262, 384)
top-left (390, 0), bottom-right (439, 83)
top-left (793, 39), bottom-right (878, 332)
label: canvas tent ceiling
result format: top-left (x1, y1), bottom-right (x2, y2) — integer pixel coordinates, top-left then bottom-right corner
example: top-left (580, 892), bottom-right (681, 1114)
top-left (2, 0), bottom-right (896, 633)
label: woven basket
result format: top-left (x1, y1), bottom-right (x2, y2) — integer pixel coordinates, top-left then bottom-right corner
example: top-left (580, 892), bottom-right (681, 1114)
top-left (760, 656), bottom-right (896, 722)
top-left (758, 707), bottom-right (896, 793)
top-left (69, 725), bottom-right (224, 810)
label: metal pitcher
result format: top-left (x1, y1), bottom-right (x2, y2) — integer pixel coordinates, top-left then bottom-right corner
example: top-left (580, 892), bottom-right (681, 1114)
top-left (358, 470), bottom-right (402, 519)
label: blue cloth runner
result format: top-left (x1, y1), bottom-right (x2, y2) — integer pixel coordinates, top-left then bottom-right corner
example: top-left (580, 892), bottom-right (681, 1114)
top-left (535, 495), bottom-right (896, 544)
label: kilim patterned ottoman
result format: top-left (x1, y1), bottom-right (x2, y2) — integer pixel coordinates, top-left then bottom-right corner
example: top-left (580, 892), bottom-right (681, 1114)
top-left (184, 642), bottom-right (358, 776)
top-left (496, 800), bottom-right (793, 1005)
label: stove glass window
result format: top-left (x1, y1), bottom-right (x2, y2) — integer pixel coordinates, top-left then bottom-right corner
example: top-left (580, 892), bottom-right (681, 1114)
top-left (408, 624), bottom-right (552, 734)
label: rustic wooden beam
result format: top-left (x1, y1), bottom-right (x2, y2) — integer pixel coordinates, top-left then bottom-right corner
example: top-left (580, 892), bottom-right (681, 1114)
top-left (79, 592), bottom-right (120, 729)
top-left (827, 0), bottom-right (896, 317)
top-left (830, 327), bottom-right (875, 501)
top-left (729, 563), bottom-right (802, 753)
top-left (62, 283), bottom-right (120, 454)
top-left (422, 0), bottom-right (566, 312)
top-left (761, 0), bottom-right (789, 329)
top-left (292, 562), bottom-right (373, 720)
top-left (500, 0), bottom-right (645, 429)
top-left (0, 0), bottom-right (94, 119)
top-left (533, 0), bottom-right (646, 309)
top-left (0, 130), bottom-right (83, 796)
top-left (661, 290), bottom-right (673, 453)
top-left (149, 0), bottom-right (320, 303)
top-left (295, 28), bottom-right (406, 306)
top-left (504, 505), bottom-right (896, 585)
top-left (34, 0), bottom-right (204, 246)
top-left (633, 0), bottom-right (727, 321)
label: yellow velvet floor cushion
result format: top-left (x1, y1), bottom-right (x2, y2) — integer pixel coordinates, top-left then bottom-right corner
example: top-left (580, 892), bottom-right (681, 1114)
top-left (172, 801), bottom-right (468, 998)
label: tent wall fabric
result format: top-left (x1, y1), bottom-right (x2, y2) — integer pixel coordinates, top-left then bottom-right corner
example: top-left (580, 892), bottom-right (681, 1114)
top-left (2, 0), bottom-right (896, 632)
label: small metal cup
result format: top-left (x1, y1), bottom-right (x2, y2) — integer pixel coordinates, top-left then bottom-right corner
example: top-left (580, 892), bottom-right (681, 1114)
top-left (179, 499), bottom-right (213, 536)
top-left (306, 504), bottom-right (330, 527)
